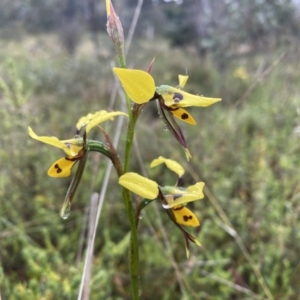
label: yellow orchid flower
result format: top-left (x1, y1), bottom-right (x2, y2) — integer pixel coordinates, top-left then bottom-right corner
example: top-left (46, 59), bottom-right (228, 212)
top-left (29, 110), bottom-right (127, 178)
top-left (119, 174), bottom-right (204, 227)
top-left (113, 67), bottom-right (221, 124)
top-left (118, 156), bottom-right (205, 256)
top-left (29, 110), bottom-right (127, 218)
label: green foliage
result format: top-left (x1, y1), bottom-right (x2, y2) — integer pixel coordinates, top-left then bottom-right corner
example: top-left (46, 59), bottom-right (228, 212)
top-left (0, 33), bottom-right (300, 299)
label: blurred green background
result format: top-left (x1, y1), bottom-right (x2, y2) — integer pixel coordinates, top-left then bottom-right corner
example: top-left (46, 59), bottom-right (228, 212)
top-left (1, 0), bottom-right (300, 299)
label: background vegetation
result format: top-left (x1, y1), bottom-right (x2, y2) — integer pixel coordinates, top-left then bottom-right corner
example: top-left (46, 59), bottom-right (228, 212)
top-left (1, 0), bottom-right (300, 299)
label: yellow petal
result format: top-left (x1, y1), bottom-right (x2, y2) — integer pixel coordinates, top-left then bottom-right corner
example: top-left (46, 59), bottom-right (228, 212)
top-left (60, 137), bottom-right (84, 156)
top-left (150, 156), bottom-right (185, 177)
top-left (157, 85), bottom-right (221, 108)
top-left (76, 111), bottom-right (101, 130)
top-left (47, 157), bottom-right (78, 178)
top-left (28, 126), bottom-right (73, 157)
top-left (86, 110), bottom-right (128, 133)
top-left (178, 75), bottom-right (189, 88)
top-left (60, 143), bottom-right (83, 157)
top-left (113, 68), bottom-right (156, 104)
top-left (169, 107), bottom-right (196, 125)
top-left (172, 206), bottom-right (200, 227)
top-left (164, 182), bottom-right (205, 208)
top-left (106, 0), bottom-right (111, 17)
top-left (76, 110), bottom-right (127, 132)
top-left (187, 182), bottom-right (205, 196)
top-left (119, 172), bottom-right (159, 199)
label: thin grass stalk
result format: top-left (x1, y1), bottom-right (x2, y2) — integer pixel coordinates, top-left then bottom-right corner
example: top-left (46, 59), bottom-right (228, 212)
top-left (77, 102), bottom-right (126, 300)
top-left (200, 270), bottom-right (264, 299)
top-left (181, 163), bottom-right (274, 300)
top-left (76, 203), bottom-right (90, 267)
top-left (82, 193), bottom-right (99, 300)
top-left (125, 0), bottom-right (143, 56)
top-left (76, 145), bottom-right (104, 266)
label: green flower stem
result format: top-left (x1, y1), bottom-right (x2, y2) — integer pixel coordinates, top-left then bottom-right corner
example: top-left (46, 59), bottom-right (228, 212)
top-left (118, 55), bottom-right (126, 75)
top-left (116, 46), bottom-right (140, 298)
top-left (122, 187), bottom-right (139, 299)
top-left (123, 97), bottom-right (140, 300)
top-left (88, 139), bottom-right (122, 175)
top-left (88, 140), bottom-right (110, 156)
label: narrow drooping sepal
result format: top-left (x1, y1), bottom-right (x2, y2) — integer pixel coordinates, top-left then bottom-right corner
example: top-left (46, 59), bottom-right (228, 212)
top-left (158, 102), bottom-right (192, 160)
top-left (60, 151), bottom-right (89, 219)
top-left (184, 229), bottom-right (202, 258)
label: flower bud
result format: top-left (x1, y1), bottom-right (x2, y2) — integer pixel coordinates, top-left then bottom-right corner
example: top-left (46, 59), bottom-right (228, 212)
top-left (106, 1), bottom-right (125, 60)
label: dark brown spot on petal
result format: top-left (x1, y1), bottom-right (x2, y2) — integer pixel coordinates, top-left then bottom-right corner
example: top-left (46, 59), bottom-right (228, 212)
top-left (183, 215), bottom-right (193, 222)
top-left (173, 92), bottom-right (183, 103)
top-left (181, 113), bottom-right (189, 120)
top-left (55, 164), bottom-right (62, 174)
